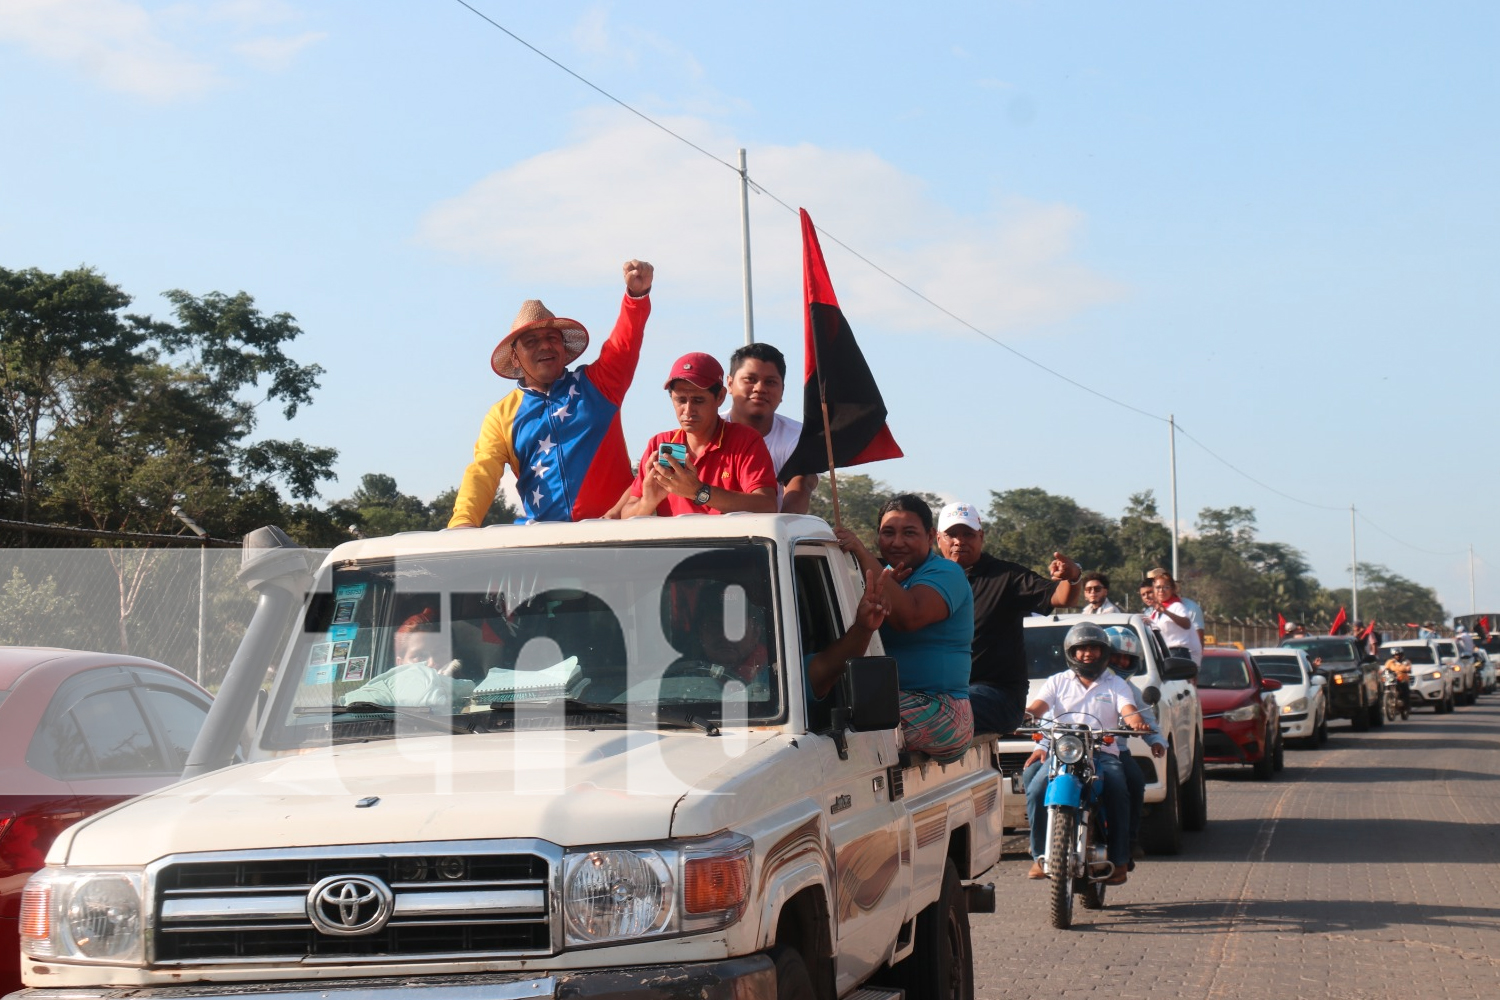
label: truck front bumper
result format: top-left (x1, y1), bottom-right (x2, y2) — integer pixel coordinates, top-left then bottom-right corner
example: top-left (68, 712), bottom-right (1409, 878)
top-left (4, 957), bottom-right (775, 1000)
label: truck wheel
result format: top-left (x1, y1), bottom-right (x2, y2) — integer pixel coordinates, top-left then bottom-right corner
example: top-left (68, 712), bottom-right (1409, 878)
top-left (1181, 743), bottom-right (1208, 832)
top-left (1048, 810), bottom-right (1076, 930)
top-left (1351, 694), bottom-right (1371, 731)
top-left (887, 858), bottom-right (974, 998)
top-left (1140, 750), bottom-right (1182, 856)
top-left (770, 945), bottom-right (816, 1000)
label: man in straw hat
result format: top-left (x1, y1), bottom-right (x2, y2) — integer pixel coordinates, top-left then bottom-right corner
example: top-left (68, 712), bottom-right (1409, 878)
top-left (448, 259), bottom-right (654, 526)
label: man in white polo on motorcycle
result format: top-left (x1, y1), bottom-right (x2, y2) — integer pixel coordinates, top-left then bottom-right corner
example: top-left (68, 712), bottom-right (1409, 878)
top-left (1021, 622), bottom-right (1155, 885)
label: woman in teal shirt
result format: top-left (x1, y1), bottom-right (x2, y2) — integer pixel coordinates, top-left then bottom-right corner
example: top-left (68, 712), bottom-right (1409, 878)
top-left (835, 494), bottom-right (975, 763)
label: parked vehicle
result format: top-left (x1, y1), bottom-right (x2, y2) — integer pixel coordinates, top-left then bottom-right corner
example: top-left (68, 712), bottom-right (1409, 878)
top-left (12, 516), bottom-right (1004, 1000)
top-left (997, 614), bottom-right (1206, 856)
top-left (1379, 640), bottom-right (1453, 712)
top-left (1020, 717), bottom-right (1138, 929)
top-left (1473, 649), bottom-right (1498, 695)
top-left (1199, 648), bottom-right (1284, 779)
top-left (0, 649), bottom-right (212, 997)
top-left (1247, 647), bottom-right (1328, 748)
top-left (1280, 635), bottom-right (1381, 730)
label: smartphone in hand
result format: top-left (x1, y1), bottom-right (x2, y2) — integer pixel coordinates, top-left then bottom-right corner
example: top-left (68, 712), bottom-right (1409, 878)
top-left (657, 442), bottom-right (688, 467)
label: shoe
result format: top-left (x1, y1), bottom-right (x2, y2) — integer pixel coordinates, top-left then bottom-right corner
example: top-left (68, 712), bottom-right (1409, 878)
top-left (1105, 868), bottom-right (1128, 885)
top-left (1127, 861), bottom-right (1136, 872)
top-left (1028, 861), bottom-right (1046, 880)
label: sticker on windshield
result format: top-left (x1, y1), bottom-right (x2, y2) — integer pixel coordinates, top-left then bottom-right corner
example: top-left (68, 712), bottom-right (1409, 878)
top-left (332, 599), bottom-right (358, 624)
top-left (328, 623), bottom-right (357, 643)
top-left (308, 642), bottom-right (332, 666)
top-left (343, 656), bottom-right (369, 682)
top-left (331, 640), bottom-right (352, 661)
top-left (306, 662), bottom-right (338, 685)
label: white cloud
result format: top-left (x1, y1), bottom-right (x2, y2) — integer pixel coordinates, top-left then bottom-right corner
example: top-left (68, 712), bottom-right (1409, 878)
top-left (233, 30), bottom-right (325, 71)
top-left (417, 112), bottom-right (1123, 340)
top-left (0, 0), bottom-right (217, 99)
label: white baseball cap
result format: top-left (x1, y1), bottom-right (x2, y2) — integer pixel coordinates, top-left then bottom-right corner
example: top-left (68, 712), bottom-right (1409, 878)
top-left (937, 502), bottom-right (982, 533)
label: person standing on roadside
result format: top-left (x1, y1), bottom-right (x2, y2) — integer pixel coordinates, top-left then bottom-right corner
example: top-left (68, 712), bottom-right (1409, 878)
top-left (721, 342), bottom-right (820, 513)
top-left (934, 501), bottom-right (1081, 736)
top-left (1080, 572), bottom-right (1122, 614)
top-left (449, 260), bottom-right (654, 526)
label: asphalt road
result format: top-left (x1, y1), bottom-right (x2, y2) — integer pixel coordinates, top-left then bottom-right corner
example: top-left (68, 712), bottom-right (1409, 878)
top-left (970, 694), bottom-right (1500, 1000)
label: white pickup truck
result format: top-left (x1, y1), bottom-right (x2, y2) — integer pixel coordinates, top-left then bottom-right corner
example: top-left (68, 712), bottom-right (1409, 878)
top-left (993, 613), bottom-right (1207, 854)
top-left (11, 514), bottom-right (1003, 1000)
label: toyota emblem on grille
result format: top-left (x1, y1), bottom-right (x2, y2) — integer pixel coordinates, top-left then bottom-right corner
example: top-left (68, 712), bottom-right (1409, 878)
top-left (306, 875), bottom-right (394, 936)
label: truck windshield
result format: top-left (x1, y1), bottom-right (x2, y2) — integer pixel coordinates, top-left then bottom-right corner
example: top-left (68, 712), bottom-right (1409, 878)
top-left (1282, 638), bottom-right (1357, 663)
top-left (261, 542), bottom-right (783, 748)
top-left (1252, 655), bottom-right (1304, 683)
top-left (1022, 622), bottom-right (1152, 680)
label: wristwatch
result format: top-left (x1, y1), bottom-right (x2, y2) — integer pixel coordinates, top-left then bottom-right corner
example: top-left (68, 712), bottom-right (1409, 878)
top-left (693, 485), bottom-right (713, 506)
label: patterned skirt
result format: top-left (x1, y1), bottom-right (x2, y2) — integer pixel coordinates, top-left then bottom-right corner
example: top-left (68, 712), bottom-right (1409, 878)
top-left (899, 691), bottom-right (975, 764)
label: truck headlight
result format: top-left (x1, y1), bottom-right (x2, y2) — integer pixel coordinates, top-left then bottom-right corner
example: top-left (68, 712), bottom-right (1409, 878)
top-left (562, 832), bottom-right (751, 948)
top-left (1223, 704), bottom-right (1257, 722)
top-left (1280, 697), bottom-right (1308, 714)
top-left (20, 869), bottom-right (146, 965)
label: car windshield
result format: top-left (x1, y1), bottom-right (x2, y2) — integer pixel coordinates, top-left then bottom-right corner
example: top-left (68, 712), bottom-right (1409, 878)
top-left (1381, 645), bottom-right (1434, 665)
top-left (261, 541), bottom-right (784, 749)
top-left (1283, 638), bottom-right (1357, 663)
top-left (1252, 655), bottom-right (1304, 683)
top-left (1022, 621), bottom-right (1152, 680)
top-left (1436, 641), bottom-right (1457, 658)
top-left (1197, 656), bottom-right (1252, 690)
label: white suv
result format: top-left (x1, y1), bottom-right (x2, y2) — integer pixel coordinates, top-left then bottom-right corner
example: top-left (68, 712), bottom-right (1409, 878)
top-left (1380, 640), bottom-right (1454, 712)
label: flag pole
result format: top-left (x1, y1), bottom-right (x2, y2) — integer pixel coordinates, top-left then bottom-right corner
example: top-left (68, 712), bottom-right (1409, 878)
top-left (811, 326), bottom-right (842, 531)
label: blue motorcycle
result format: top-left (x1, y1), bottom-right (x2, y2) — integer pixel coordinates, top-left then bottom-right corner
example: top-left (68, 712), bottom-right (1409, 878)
top-left (1023, 718), bottom-right (1138, 929)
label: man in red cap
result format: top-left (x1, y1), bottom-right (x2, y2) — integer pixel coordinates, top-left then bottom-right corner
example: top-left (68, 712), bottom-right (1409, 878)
top-left (448, 259), bottom-right (653, 526)
top-left (623, 352), bottom-right (778, 517)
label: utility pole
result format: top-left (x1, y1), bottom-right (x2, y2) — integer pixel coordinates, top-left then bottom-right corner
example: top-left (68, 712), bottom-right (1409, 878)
top-left (1470, 544), bottom-right (1476, 614)
top-left (172, 505), bottom-right (208, 685)
top-left (1168, 414), bottom-right (1179, 580)
top-left (738, 148), bottom-right (754, 345)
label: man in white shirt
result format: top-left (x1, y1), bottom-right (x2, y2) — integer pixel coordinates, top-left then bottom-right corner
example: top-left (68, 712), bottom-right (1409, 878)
top-left (1080, 572), bottom-right (1123, 614)
top-left (1020, 622), bottom-right (1151, 884)
top-left (722, 342), bottom-right (819, 513)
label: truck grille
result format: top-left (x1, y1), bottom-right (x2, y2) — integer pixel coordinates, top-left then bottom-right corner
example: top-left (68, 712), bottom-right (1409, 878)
top-left (151, 842), bottom-right (555, 964)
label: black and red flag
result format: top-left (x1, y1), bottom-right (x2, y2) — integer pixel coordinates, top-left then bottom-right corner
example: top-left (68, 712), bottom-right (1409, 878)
top-left (1329, 607), bottom-right (1348, 635)
top-left (779, 209), bottom-right (903, 485)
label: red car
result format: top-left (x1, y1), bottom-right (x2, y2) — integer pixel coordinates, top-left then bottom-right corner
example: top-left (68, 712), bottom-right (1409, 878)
top-left (0, 648), bottom-right (213, 995)
top-left (1198, 648), bottom-right (1284, 780)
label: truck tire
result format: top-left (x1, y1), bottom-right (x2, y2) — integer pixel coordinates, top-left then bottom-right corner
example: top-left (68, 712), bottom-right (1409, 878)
top-left (1140, 750), bottom-right (1182, 856)
top-left (1048, 810), bottom-right (1076, 930)
top-left (1369, 697), bottom-right (1385, 727)
top-left (1180, 743), bottom-right (1208, 832)
top-left (887, 858), bottom-right (974, 998)
top-left (770, 945), bottom-right (816, 1000)
top-left (1351, 692), bottom-right (1371, 731)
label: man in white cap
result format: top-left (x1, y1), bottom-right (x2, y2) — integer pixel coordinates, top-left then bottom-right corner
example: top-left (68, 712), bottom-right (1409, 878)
top-left (448, 259), bottom-right (654, 526)
top-left (935, 501), bottom-right (1081, 736)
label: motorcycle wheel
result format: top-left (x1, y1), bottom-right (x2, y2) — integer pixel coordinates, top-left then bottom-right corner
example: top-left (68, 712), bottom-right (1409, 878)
top-left (1047, 807), bottom-right (1076, 930)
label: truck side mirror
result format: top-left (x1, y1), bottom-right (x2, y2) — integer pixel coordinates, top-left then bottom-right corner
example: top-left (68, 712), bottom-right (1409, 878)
top-left (1141, 685), bottom-right (1162, 706)
top-left (841, 656), bottom-right (900, 731)
top-left (1161, 656), bottom-right (1198, 682)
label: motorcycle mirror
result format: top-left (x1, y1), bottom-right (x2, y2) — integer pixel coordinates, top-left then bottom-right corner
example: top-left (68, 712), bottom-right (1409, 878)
top-left (1142, 685), bottom-right (1162, 706)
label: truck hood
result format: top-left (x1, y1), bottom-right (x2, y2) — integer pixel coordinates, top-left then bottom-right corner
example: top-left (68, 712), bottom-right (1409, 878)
top-left (57, 729), bottom-right (780, 866)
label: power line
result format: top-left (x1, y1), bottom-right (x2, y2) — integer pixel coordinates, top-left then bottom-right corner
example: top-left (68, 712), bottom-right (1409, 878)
top-left (1355, 511), bottom-right (1468, 559)
top-left (1171, 424), bottom-right (1347, 513)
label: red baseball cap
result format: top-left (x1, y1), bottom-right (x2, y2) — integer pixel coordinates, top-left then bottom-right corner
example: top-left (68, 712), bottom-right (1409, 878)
top-left (663, 352), bottom-right (724, 391)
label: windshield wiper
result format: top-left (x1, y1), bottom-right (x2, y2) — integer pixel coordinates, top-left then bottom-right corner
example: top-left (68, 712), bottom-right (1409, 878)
top-left (296, 703), bottom-right (474, 734)
top-left (487, 699), bottom-right (719, 734)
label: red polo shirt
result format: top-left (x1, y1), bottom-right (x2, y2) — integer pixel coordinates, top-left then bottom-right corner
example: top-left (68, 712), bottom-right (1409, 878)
top-left (630, 418), bottom-right (777, 515)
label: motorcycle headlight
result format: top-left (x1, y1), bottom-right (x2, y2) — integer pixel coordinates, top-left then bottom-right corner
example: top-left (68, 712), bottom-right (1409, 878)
top-left (1223, 704), bottom-right (1258, 722)
top-left (562, 832), bottom-right (751, 948)
top-left (1054, 734), bottom-right (1086, 764)
top-left (20, 869), bottom-right (146, 965)
top-left (1280, 697), bottom-right (1308, 714)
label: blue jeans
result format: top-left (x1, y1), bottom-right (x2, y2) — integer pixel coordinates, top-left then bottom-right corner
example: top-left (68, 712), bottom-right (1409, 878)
top-left (1120, 749), bottom-right (1145, 845)
top-left (1025, 752), bottom-right (1133, 867)
top-left (968, 682), bottom-right (1026, 736)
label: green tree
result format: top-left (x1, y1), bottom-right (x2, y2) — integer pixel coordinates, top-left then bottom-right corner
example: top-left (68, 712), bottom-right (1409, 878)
top-left (805, 474), bottom-right (939, 549)
top-left (1328, 563), bottom-right (1446, 630)
top-left (983, 487), bottom-right (1120, 576)
top-left (429, 485), bottom-right (518, 529)
top-left (1115, 491), bottom-right (1172, 599)
top-left (0, 567), bottom-right (87, 647)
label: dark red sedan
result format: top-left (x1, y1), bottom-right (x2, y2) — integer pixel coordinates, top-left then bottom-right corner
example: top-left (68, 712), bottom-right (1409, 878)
top-left (0, 648), bottom-right (212, 995)
top-left (1199, 647), bottom-right (1284, 780)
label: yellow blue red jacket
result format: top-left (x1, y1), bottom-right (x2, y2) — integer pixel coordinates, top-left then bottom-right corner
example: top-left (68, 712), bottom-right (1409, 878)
top-left (449, 292), bottom-right (650, 525)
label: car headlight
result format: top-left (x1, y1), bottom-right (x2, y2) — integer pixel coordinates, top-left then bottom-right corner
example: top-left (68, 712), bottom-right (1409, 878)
top-left (562, 832), bottom-right (751, 948)
top-left (1427, 671), bottom-right (1443, 681)
top-left (20, 869), bottom-right (146, 965)
top-left (1223, 704), bottom-right (1258, 722)
top-left (1054, 734), bottom-right (1086, 764)
top-left (1280, 697), bottom-right (1308, 714)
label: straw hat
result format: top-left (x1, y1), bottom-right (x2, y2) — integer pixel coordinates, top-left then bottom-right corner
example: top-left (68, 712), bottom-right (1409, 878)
top-left (490, 300), bottom-right (589, 380)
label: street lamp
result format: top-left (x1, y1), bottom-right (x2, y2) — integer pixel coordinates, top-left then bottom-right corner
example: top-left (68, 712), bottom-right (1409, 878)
top-left (171, 505), bottom-right (208, 685)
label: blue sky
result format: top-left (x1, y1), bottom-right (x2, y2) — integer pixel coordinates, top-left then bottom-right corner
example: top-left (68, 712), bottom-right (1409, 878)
top-left (3, 1), bottom-right (1497, 617)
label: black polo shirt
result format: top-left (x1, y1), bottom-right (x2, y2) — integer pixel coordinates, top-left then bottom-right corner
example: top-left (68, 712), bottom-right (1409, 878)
top-left (965, 552), bottom-right (1060, 699)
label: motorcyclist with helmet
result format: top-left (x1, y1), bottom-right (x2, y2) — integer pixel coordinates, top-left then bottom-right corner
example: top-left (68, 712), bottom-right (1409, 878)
top-left (1021, 622), bottom-right (1156, 885)
top-left (1103, 626), bottom-right (1169, 865)
top-left (1383, 647), bottom-right (1412, 712)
